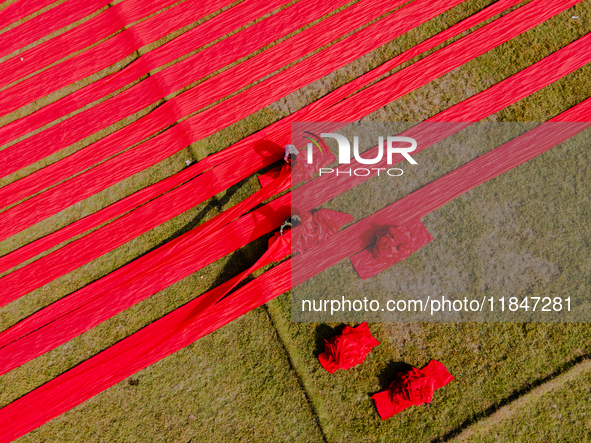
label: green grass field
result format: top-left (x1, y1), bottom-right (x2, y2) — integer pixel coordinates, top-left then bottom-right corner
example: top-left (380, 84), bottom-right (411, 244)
top-left (1, 0), bottom-right (590, 441)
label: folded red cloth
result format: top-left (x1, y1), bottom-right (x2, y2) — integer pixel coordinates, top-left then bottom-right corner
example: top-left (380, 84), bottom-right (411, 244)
top-left (372, 360), bottom-right (454, 420)
top-left (350, 219), bottom-right (433, 279)
top-left (318, 322), bottom-right (380, 374)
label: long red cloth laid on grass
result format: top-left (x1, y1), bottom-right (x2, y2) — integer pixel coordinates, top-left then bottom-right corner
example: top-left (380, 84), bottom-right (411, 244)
top-left (0, 0), bottom-right (60, 31)
top-left (0, 0), bottom-right (111, 59)
top-left (2, 84), bottom-right (588, 374)
top-left (0, 168), bottom-right (350, 374)
top-left (0, 0), bottom-right (201, 93)
top-left (318, 322), bottom-right (380, 373)
top-left (0, 0), bottom-right (523, 153)
top-left (0, 170), bottom-right (291, 362)
top-left (0, 0), bottom-right (527, 275)
top-left (0, 0), bottom-right (574, 241)
top-left (0, 204), bottom-right (355, 440)
top-left (0, 102), bottom-right (587, 443)
top-left (0, 257), bottom-right (293, 442)
top-left (292, 99), bottom-right (591, 287)
top-left (1, 20), bottom-right (586, 308)
top-left (0, 0), bottom-right (285, 147)
top-left (0, 0), bottom-right (420, 194)
top-left (0, 171), bottom-right (351, 372)
top-left (372, 360), bottom-right (454, 419)
top-left (0, 0), bottom-right (334, 127)
top-left (0, 0), bottom-right (366, 176)
top-left (0, 103), bottom-right (587, 437)
top-left (292, 32), bottom-right (591, 216)
top-left (172, 209), bottom-right (351, 331)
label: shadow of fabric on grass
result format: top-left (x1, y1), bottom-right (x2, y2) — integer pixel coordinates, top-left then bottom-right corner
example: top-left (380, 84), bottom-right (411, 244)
top-left (376, 360), bottom-right (414, 391)
top-left (313, 323), bottom-right (347, 358)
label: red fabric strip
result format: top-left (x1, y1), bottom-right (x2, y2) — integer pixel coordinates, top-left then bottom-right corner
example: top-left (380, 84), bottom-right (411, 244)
top-left (1, 105), bottom-right (587, 441)
top-left (292, 99), bottom-right (591, 286)
top-left (311, 1), bottom-right (585, 124)
top-left (0, 0), bottom-right (194, 91)
top-left (292, 33), bottom-right (591, 212)
top-left (0, 5), bottom-right (580, 374)
top-left (0, 0), bottom-right (287, 122)
top-left (0, 171), bottom-right (345, 374)
top-left (300, 0), bottom-right (526, 117)
top-left (0, 189), bottom-right (291, 374)
top-left (0, 0), bottom-right (394, 184)
top-left (0, 259), bottom-right (292, 443)
top-left (0, 0), bottom-right (60, 31)
top-left (0, 0), bottom-right (522, 274)
top-left (2, 0), bottom-right (539, 238)
top-left (0, 0), bottom-right (523, 149)
top-left (0, 0), bottom-right (111, 59)
top-left (0, 0), bottom-right (578, 302)
top-left (0, 0), bottom-right (283, 146)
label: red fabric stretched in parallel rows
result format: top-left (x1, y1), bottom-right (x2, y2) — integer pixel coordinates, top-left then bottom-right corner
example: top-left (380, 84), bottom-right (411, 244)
top-left (292, 32), bottom-right (591, 215)
top-left (0, 0), bottom-right (524, 152)
top-left (0, 167), bottom-right (345, 372)
top-left (0, 0), bottom-right (360, 180)
top-left (0, 0), bottom-right (111, 59)
top-left (0, 188), bottom-right (292, 374)
top-left (0, 0), bottom-right (291, 147)
top-left (0, 0), bottom-right (525, 274)
top-left (0, 0), bottom-right (60, 31)
top-left (0, 0), bottom-right (198, 92)
top-left (0, 1), bottom-right (584, 438)
top-left (0, 0), bottom-right (461, 235)
top-left (1, 101), bottom-right (588, 439)
top-left (0, 0), bottom-right (569, 240)
top-left (0, 205), bottom-right (353, 378)
top-left (0, 0), bottom-right (403, 187)
top-left (0, 0), bottom-right (299, 123)
top-left (0, 0), bottom-right (496, 298)
top-left (0, 0), bottom-right (580, 304)
top-left (0, 258), bottom-right (292, 443)
top-left (0, 5), bottom-right (581, 372)
top-left (1, 33), bottom-right (587, 368)
top-left (292, 99), bottom-right (591, 287)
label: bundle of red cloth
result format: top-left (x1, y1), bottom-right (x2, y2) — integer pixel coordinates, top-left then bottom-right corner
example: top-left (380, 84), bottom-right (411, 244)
top-left (318, 322), bottom-right (380, 373)
top-left (372, 360), bottom-right (454, 419)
